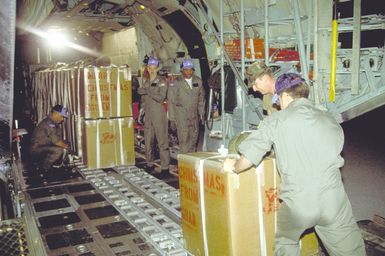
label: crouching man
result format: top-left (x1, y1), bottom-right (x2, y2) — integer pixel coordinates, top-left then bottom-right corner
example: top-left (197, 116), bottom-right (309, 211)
top-left (29, 105), bottom-right (70, 171)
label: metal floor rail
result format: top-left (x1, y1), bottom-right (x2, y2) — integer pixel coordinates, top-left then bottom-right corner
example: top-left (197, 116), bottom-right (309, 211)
top-left (78, 166), bottom-right (191, 256)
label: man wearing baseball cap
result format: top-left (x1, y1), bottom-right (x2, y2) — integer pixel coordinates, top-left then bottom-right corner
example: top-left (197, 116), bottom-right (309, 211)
top-left (137, 57), bottom-right (171, 177)
top-left (245, 61), bottom-right (278, 115)
top-left (29, 104), bottom-right (70, 171)
top-left (167, 58), bottom-right (205, 153)
top-left (224, 73), bottom-right (365, 255)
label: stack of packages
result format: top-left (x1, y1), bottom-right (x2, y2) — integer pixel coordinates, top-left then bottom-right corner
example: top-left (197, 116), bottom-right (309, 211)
top-left (178, 152), bottom-right (319, 256)
top-left (31, 65), bottom-right (135, 169)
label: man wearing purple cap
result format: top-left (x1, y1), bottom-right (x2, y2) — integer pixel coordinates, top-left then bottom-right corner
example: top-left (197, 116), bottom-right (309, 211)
top-left (29, 105), bottom-right (70, 171)
top-left (137, 57), bottom-right (170, 176)
top-left (224, 73), bottom-right (365, 255)
top-left (168, 59), bottom-right (205, 153)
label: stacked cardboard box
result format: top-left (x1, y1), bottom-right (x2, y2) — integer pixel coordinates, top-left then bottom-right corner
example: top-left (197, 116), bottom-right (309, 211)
top-left (81, 117), bottom-right (135, 169)
top-left (178, 152), bottom-right (319, 256)
top-left (78, 67), bottom-right (132, 118)
top-left (78, 67), bottom-right (134, 168)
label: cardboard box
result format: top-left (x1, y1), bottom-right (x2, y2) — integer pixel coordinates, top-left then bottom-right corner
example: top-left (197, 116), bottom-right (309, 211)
top-left (78, 67), bottom-right (132, 119)
top-left (81, 118), bottom-right (135, 169)
top-left (178, 152), bottom-right (318, 256)
top-left (81, 119), bottom-right (116, 169)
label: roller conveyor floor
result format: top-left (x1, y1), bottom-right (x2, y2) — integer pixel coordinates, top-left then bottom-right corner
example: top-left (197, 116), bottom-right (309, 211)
top-left (5, 151), bottom-right (190, 256)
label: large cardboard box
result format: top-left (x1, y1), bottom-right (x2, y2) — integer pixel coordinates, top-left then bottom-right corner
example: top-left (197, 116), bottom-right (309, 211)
top-left (79, 67), bottom-right (132, 119)
top-left (178, 152), bottom-right (318, 256)
top-left (81, 117), bottom-right (135, 169)
top-left (81, 119), bottom-right (116, 169)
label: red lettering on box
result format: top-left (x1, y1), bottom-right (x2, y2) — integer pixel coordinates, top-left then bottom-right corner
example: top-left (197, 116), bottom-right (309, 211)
top-left (263, 187), bottom-right (279, 214)
top-left (100, 132), bottom-right (115, 144)
top-left (181, 208), bottom-right (197, 228)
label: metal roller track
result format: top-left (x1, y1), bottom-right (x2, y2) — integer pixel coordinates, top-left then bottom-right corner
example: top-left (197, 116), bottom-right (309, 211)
top-left (114, 166), bottom-right (181, 222)
top-left (78, 167), bottom-right (191, 256)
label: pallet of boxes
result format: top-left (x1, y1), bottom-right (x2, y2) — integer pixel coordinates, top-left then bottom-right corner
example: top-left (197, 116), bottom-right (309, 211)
top-left (31, 65), bottom-right (135, 169)
top-left (178, 152), bottom-right (319, 256)
top-left (76, 66), bottom-right (135, 169)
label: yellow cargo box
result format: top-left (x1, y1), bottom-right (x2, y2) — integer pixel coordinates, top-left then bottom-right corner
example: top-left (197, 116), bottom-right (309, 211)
top-left (81, 119), bottom-right (116, 169)
top-left (178, 152), bottom-right (318, 256)
top-left (81, 117), bottom-right (135, 169)
top-left (79, 67), bottom-right (132, 119)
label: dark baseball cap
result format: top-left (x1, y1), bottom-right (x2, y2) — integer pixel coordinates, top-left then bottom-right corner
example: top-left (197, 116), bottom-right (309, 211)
top-left (245, 61), bottom-right (268, 87)
top-left (272, 73), bottom-right (305, 103)
top-left (52, 104), bottom-right (68, 117)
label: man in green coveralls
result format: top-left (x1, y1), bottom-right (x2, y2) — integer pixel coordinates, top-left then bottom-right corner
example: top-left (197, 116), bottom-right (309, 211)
top-left (30, 105), bottom-right (70, 171)
top-left (224, 73), bottom-right (366, 256)
top-left (137, 57), bottom-right (170, 177)
top-left (168, 59), bottom-right (205, 153)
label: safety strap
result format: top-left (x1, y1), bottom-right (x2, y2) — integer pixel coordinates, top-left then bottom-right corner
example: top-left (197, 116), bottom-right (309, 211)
top-left (256, 163), bottom-right (267, 256)
top-left (116, 68), bottom-right (121, 117)
top-left (94, 67), bottom-right (103, 118)
top-left (96, 120), bottom-right (100, 168)
top-left (118, 118), bottom-right (124, 165)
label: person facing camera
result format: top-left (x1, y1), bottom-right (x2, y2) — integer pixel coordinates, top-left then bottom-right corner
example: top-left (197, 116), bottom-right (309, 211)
top-left (167, 58), bottom-right (205, 153)
top-left (137, 57), bottom-right (171, 177)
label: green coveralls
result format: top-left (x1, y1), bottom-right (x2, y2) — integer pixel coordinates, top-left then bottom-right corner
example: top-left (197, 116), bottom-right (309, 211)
top-left (30, 117), bottom-right (65, 169)
top-left (238, 98), bottom-right (366, 256)
top-left (138, 76), bottom-right (170, 170)
top-left (168, 74), bottom-right (205, 153)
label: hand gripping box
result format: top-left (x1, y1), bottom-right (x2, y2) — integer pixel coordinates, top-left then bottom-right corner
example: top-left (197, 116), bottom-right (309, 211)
top-left (178, 152), bottom-right (318, 256)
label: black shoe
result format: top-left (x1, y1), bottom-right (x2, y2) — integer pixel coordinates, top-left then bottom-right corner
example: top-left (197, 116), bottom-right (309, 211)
top-left (144, 165), bottom-right (154, 173)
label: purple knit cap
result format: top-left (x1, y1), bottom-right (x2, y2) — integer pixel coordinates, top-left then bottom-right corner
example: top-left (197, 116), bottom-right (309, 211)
top-left (272, 73), bottom-right (305, 104)
top-left (147, 57), bottom-right (159, 67)
top-left (181, 59), bottom-right (194, 69)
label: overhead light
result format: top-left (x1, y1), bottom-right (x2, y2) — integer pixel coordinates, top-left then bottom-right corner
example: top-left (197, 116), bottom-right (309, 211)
top-left (45, 30), bottom-right (68, 48)
top-left (19, 25), bottom-right (100, 56)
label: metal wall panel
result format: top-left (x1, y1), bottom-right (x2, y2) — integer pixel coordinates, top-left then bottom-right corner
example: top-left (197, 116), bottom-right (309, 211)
top-left (0, 0), bottom-right (16, 159)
